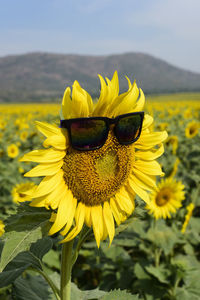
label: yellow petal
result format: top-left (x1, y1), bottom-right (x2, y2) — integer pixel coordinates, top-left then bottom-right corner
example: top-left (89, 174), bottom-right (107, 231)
top-left (85, 206), bottom-right (92, 227)
top-left (130, 171), bottom-right (154, 192)
top-left (30, 196), bottom-right (47, 208)
top-left (62, 87), bottom-right (72, 119)
top-left (93, 75), bottom-right (109, 116)
top-left (125, 76), bottom-right (132, 90)
top-left (71, 81), bottom-right (90, 117)
top-left (35, 121), bottom-right (61, 137)
top-left (132, 168), bottom-right (156, 189)
top-left (128, 176), bottom-right (150, 204)
top-left (49, 190), bottom-right (71, 235)
top-left (20, 148), bottom-right (66, 163)
top-left (142, 114), bottom-right (154, 130)
top-left (112, 81), bottom-right (139, 117)
top-left (60, 194), bottom-right (77, 236)
top-left (110, 70), bottom-right (119, 99)
top-left (135, 144), bottom-right (164, 161)
top-left (134, 160), bottom-right (163, 176)
top-left (29, 170), bottom-right (64, 198)
top-left (110, 198), bottom-right (123, 225)
top-left (136, 131), bottom-right (168, 149)
top-left (24, 160), bottom-right (63, 177)
top-left (45, 179), bottom-right (67, 209)
top-left (91, 205), bottom-right (104, 248)
top-left (61, 202), bottom-right (85, 243)
top-left (85, 89), bottom-right (93, 115)
top-left (43, 135), bottom-right (67, 150)
top-left (133, 89), bottom-right (145, 111)
top-left (115, 186), bottom-right (134, 215)
top-left (103, 202), bottom-right (115, 246)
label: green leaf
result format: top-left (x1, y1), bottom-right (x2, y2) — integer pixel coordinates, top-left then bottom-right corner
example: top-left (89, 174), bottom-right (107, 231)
top-left (134, 263), bottom-right (151, 280)
top-left (101, 244), bottom-right (131, 262)
top-left (0, 205), bottom-right (51, 272)
top-left (48, 272), bottom-right (60, 290)
top-left (145, 265), bottom-right (170, 284)
top-left (71, 282), bottom-right (106, 300)
top-left (146, 220), bottom-right (180, 255)
top-left (12, 274), bottom-right (52, 300)
top-left (176, 281), bottom-right (200, 300)
top-left (30, 237), bottom-right (53, 261)
top-left (0, 251), bottom-right (42, 288)
top-left (0, 265), bottom-right (29, 288)
top-left (43, 249), bottom-right (60, 270)
top-left (100, 289), bottom-right (139, 300)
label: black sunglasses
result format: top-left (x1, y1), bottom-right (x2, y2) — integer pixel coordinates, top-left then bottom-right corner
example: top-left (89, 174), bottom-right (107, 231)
top-left (60, 112), bottom-right (144, 151)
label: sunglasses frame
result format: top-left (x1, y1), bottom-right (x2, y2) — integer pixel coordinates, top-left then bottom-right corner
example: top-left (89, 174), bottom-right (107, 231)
top-left (60, 111), bottom-right (144, 151)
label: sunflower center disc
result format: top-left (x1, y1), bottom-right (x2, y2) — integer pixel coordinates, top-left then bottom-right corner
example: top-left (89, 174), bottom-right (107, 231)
top-left (62, 132), bottom-right (134, 206)
top-left (155, 188), bottom-right (171, 206)
top-left (189, 126), bottom-right (195, 135)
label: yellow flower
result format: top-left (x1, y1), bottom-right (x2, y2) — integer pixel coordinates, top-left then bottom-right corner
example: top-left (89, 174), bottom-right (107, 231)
top-left (0, 120), bottom-right (6, 130)
top-left (20, 71), bottom-right (167, 247)
top-left (20, 131), bottom-right (28, 141)
top-left (0, 220), bottom-right (5, 237)
top-left (146, 178), bottom-right (185, 219)
top-left (18, 167), bottom-right (25, 173)
top-left (185, 121), bottom-right (199, 138)
top-left (166, 135), bottom-right (178, 155)
top-left (181, 203), bottom-right (194, 233)
top-left (158, 122), bottom-right (168, 131)
top-left (12, 182), bottom-right (36, 204)
top-left (183, 108), bottom-right (192, 119)
top-left (7, 144), bottom-right (19, 158)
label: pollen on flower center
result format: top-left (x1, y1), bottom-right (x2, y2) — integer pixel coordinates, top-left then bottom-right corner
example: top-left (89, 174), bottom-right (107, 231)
top-left (62, 131), bottom-right (134, 206)
top-left (155, 188), bottom-right (171, 206)
top-left (95, 150), bottom-right (118, 180)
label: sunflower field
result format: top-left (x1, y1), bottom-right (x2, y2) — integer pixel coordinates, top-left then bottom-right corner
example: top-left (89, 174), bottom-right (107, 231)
top-left (0, 90), bottom-right (200, 300)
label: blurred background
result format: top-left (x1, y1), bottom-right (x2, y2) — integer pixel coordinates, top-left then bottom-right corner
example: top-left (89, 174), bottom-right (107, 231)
top-left (0, 0), bottom-right (200, 102)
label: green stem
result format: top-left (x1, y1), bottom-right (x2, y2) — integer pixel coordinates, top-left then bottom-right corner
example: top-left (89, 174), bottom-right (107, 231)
top-left (155, 248), bottom-right (162, 267)
top-left (36, 268), bottom-right (61, 300)
top-left (60, 240), bottom-right (74, 300)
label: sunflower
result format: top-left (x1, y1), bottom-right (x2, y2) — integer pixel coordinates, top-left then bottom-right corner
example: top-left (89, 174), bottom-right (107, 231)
top-left (7, 144), bottom-right (19, 158)
top-left (0, 220), bottom-right (5, 237)
top-left (0, 120), bottom-right (6, 130)
top-left (146, 177), bottom-right (185, 219)
top-left (20, 131), bottom-right (28, 142)
top-left (20, 71), bottom-right (167, 247)
top-left (12, 182), bottom-right (36, 204)
top-left (158, 122), bottom-right (169, 131)
top-left (181, 203), bottom-right (194, 233)
top-left (185, 121), bottom-right (199, 138)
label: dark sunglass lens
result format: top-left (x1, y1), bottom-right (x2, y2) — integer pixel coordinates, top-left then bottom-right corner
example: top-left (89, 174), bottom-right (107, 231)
top-left (70, 119), bottom-right (107, 150)
top-left (116, 114), bottom-right (142, 144)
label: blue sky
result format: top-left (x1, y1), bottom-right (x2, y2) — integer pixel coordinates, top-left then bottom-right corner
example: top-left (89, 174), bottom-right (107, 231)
top-left (1, 0), bottom-right (200, 73)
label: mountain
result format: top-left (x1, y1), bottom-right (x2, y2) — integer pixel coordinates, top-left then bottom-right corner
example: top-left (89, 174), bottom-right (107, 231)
top-left (0, 52), bottom-right (200, 102)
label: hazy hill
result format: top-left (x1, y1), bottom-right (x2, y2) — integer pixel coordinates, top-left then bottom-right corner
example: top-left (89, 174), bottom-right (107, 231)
top-left (0, 52), bottom-right (200, 102)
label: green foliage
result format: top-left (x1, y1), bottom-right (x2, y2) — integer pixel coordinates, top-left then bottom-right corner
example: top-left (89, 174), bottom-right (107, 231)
top-left (1, 99), bottom-right (200, 299)
top-left (71, 283), bottom-right (106, 300)
top-left (12, 274), bottom-right (51, 300)
top-left (0, 204), bottom-right (51, 272)
top-left (100, 289), bottom-right (139, 300)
